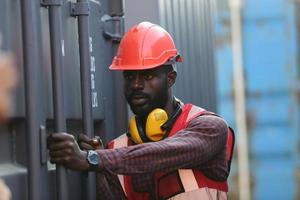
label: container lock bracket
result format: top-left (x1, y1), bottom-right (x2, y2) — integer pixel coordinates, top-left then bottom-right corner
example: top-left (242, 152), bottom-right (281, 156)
top-left (102, 14), bottom-right (124, 42)
top-left (70, 2), bottom-right (90, 17)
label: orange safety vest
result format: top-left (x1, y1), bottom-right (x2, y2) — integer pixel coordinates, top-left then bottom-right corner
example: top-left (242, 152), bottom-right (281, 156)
top-left (108, 104), bottom-right (235, 200)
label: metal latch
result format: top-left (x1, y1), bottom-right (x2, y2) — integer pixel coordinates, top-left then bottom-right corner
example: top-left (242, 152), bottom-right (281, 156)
top-left (70, 2), bottom-right (90, 17)
top-left (101, 14), bottom-right (124, 42)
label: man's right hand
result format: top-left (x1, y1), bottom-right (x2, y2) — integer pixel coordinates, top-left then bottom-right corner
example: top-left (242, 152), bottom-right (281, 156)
top-left (78, 134), bottom-right (103, 150)
top-left (47, 132), bottom-right (89, 171)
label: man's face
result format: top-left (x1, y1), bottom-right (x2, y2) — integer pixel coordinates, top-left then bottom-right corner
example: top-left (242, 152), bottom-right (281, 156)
top-left (123, 66), bottom-right (170, 117)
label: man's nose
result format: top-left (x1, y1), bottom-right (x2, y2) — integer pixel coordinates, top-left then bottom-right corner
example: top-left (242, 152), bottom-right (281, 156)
top-left (131, 75), bottom-right (144, 90)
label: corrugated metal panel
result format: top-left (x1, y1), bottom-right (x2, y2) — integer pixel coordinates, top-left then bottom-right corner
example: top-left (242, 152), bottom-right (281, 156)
top-left (124, 0), bottom-right (159, 30)
top-left (158, 0), bottom-right (217, 112)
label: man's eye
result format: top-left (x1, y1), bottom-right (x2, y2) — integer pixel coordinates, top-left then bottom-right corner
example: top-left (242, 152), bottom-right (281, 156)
top-left (144, 74), bottom-right (153, 80)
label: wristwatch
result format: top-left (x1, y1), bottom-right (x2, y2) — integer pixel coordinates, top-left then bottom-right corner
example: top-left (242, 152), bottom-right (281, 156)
top-left (86, 150), bottom-right (100, 171)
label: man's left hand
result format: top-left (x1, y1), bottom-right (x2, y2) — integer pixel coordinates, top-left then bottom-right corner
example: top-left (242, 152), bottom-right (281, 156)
top-left (47, 132), bottom-right (89, 171)
top-left (78, 133), bottom-right (103, 150)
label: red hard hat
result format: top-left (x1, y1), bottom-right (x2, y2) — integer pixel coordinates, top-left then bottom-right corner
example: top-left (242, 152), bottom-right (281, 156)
top-left (109, 22), bottom-right (182, 70)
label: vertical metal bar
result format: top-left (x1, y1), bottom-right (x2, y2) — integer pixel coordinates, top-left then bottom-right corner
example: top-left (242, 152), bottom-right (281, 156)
top-left (76, 1), bottom-right (96, 199)
top-left (200, 0), bottom-right (208, 106)
top-left (229, 0), bottom-right (251, 199)
top-left (171, 0), bottom-right (184, 96)
top-left (208, 0), bottom-right (217, 112)
top-left (186, 0), bottom-right (196, 104)
top-left (48, 1), bottom-right (69, 200)
top-left (194, 0), bottom-right (205, 106)
top-left (77, 0), bottom-right (93, 140)
top-left (21, 1), bottom-right (45, 199)
top-left (180, 0), bottom-right (188, 99)
top-left (205, 0), bottom-right (217, 111)
top-left (199, 0), bottom-right (208, 107)
top-left (158, 0), bottom-right (166, 27)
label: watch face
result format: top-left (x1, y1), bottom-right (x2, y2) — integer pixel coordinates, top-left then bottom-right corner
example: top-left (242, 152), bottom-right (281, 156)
top-left (88, 151), bottom-right (100, 165)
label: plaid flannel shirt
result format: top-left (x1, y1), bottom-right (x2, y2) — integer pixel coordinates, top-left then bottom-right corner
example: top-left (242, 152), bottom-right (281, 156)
top-left (96, 114), bottom-right (229, 200)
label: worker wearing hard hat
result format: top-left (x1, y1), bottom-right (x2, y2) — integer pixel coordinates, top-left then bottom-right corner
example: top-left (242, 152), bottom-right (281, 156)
top-left (48, 22), bottom-right (234, 200)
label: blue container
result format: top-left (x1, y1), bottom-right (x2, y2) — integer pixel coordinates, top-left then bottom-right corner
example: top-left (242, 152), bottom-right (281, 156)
top-left (215, 0), bottom-right (300, 199)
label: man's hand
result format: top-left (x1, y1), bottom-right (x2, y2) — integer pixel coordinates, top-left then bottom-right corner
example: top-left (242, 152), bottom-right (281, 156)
top-left (78, 133), bottom-right (103, 150)
top-left (47, 132), bottom-right (89, 171)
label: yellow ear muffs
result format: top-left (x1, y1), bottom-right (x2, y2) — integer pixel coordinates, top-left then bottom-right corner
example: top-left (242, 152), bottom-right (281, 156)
top-left (145, 108), bottom-right (169, 142)
top-left (129, 116), bottom-right (144, 144)
top-left (129, 109), bottom-right (169, 143)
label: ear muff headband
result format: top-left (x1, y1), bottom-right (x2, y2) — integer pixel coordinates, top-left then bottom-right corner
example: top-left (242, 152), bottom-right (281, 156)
top-left (160, 103), bottom-right (182, 131)
top-left (136, 117), bottom-right (151, 142)
top-left (129, 102), bottom-right (182, 144)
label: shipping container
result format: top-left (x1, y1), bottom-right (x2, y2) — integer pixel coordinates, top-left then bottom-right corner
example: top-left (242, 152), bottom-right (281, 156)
top-left (215, 0), bottom-right (300, 199)
top-left (0, 0), bottom-right (127, 199)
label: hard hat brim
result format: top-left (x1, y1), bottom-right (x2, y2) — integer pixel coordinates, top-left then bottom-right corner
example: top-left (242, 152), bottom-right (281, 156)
top-left (109, 54), bottom-right (183, 71)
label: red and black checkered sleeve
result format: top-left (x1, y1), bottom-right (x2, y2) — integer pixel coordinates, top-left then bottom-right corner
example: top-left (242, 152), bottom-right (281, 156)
top-left (97, 114), bottom-right (228, 180)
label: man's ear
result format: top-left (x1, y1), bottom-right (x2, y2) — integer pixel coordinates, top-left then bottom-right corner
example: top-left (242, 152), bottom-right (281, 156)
top-left (167, 70), bottom-right (177, 88)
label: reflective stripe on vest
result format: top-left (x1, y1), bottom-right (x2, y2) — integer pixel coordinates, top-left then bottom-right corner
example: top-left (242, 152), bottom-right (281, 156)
top-left (110, 134), bottom-right (128, 197)
top-left (168, 188), bottom-right (227, 200)
top-left (175, 106), bottom-right (210, 193)
top-left (186, 106), bottom-right (205, 123)
top-left (178, 169), bottom-right (198, 192)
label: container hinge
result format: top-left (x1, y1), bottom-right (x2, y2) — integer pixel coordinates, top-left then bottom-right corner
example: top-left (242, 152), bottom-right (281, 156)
top-left (70, 2), bottom-right (90, 17)
top-left (101, 14), bottom-right (124, 42)
top-left (40, 0), bottom-right (62, 7)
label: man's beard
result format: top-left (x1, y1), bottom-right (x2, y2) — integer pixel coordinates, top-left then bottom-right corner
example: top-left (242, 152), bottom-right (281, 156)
top-left (126, 86), bottom-right (169, 118)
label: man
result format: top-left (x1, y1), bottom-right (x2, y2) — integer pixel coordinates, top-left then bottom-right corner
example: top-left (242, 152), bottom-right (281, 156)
top-left (48, 22), bottom-right (234, 200)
